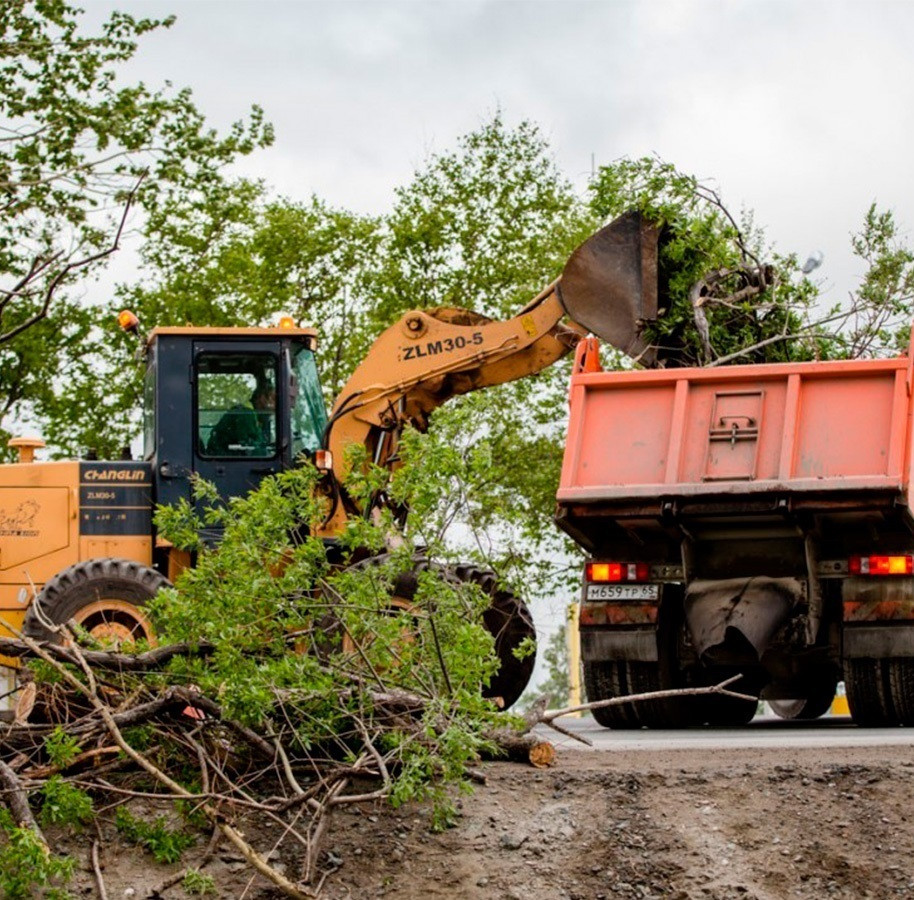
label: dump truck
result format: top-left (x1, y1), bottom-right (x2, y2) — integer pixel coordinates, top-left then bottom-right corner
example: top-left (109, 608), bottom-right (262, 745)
top-left (0, 213), bottom-right (661, 711)
top-left (559, 329), bottom-right (914, 727)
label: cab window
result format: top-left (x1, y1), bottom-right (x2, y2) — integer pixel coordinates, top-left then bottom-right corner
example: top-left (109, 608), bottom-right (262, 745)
top-left (291, 345), bottom-right (328, 457)
top-left (197, 354), bottom-right (277, 458)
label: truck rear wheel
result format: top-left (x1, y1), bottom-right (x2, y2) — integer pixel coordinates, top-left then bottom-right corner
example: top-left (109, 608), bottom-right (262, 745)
top-left (582, 660), bottom-right (642, 728)
top-left (846, 658), bottom-right (914, 727)
top-left (696, 694), bottom-right (758, 726)
top-left (24, 558), bottom-right (168, 647)
top-left (582, 658), bottom-right (688, 729)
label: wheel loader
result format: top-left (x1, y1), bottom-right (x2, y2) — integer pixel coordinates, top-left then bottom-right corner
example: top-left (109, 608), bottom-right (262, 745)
top-left (0, 212), bottom-right (661, 710)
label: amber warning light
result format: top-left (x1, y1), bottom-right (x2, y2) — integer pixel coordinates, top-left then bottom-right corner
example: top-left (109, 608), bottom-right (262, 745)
top-left (849, 555), bottom-right (914, 576)
top-left (586, 561), bottom-right (651, 583)
top-left (277, 315), bottom-right (296, 329)
top-left (117, 310), bottom-right (140, 333)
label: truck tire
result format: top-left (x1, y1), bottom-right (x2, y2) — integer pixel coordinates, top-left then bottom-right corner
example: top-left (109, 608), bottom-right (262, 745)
top-left (582, 589), bottom-right (691, 730)
top-left (582, 660), bottom-right (642, 728)
top-left (888, 659), bottom-right (914, 724)
top-left (24, 558), bottom-right (168, 646)
top-left (688, 667), bottom-right (759, 726)
top-left (846, 658), bottom-right (914, 727)
top-left (768, 678), bottom-right (838, 721)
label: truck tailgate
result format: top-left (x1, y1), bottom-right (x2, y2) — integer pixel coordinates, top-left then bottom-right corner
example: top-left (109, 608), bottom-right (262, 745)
top-left (558, 354), bottom-right (913, 509)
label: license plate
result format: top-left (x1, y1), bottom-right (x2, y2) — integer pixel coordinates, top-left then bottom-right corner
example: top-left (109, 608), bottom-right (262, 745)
top-left (585, 584), bottom-right (660, 601)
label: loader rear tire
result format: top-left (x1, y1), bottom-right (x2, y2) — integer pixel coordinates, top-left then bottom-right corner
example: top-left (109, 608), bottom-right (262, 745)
top-left (340, 556), bottom-right (535, 711)
top-left (24, 558), bottom-right (168, 647)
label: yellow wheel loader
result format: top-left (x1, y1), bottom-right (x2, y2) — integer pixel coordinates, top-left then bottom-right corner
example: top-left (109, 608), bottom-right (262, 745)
top-left (0, 212), bottom-right (662, 709)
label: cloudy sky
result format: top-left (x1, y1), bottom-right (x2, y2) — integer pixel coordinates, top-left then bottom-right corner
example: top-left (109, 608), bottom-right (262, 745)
top-left (87, 0), bottom-right (914, 304)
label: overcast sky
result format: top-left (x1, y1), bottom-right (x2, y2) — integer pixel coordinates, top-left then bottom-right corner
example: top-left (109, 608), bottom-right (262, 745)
top-left (85, 0), bottom-right (914, 304)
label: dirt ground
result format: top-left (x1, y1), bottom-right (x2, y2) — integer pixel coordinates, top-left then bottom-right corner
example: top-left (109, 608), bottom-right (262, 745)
top-left (61, 742), bottom-right (914, 899)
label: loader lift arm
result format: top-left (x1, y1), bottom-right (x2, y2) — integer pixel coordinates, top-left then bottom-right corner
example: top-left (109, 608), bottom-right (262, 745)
top-left (319, 209), bottom-right (663, 535)
top-left (319, 286), bottom-right (579, 532)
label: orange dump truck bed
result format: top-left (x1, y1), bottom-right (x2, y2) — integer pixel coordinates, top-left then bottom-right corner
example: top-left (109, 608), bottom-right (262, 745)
top-left (557, 339), bottom-right (914, 544)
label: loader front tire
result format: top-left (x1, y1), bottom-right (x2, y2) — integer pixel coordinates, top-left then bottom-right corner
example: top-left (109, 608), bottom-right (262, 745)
top-left (24, 558), bottom-right (168, 647)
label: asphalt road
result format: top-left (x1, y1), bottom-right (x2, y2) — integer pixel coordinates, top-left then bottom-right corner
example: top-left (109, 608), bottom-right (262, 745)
top-left (538, 713), bottom-right (914, 752)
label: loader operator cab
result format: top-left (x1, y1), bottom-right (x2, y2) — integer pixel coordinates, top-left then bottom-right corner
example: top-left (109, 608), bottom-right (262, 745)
top-left (142, 325), bottom-right (327, 513)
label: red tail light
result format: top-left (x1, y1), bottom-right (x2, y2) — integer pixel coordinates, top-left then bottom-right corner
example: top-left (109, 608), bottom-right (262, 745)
top-left (849, 555), bottom-right (914, 576)
top-left (586, 561), bottom-right (651, 583)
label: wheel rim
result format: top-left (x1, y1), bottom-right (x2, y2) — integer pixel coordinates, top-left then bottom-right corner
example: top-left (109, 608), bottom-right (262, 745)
top-left (768, 698), bottom-right (807, 719)
top-left (71, 599), bottom-right (155, 648)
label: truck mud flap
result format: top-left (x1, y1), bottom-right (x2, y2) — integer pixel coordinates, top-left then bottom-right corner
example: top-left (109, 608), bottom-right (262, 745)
top-left (844, 624), bottom-right (914, 659)
top-left (685, 577), bottom-right (804, 661)
top-left (581, 627), bottom-right (658, 662)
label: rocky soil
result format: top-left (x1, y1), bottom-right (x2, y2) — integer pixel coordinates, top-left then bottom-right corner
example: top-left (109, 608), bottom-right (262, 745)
top-left (60, 743), bottom-right (914, 899)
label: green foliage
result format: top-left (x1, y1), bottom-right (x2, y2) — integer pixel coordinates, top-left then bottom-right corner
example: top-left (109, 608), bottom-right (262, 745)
top-left (369, 112), bottom-right (594, 326)
top-left (0, 0), bottom-right (272, 458)
top-left (151, 461), bottom-right (509, 817)
top-left (182, 869), bottom-right (216, 896)
top-left (846, 203), bottom-right (914, 356)
top-left (589, 156), bottom-right (822, 366)
top-left (0, 811), bottom-right (74, 899)
top-left (120, 188), bottom-right (380, 399)
top-left (115, 807), bottom-right (197, 864)
top-left (38, 777), bottom-right (93, 829)
top-left (42, 727), bottom-right (82, 769)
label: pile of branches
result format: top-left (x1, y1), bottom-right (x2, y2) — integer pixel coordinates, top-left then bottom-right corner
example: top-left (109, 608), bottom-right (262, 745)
top-left (0, 469), bottom-right (758, 896)
top-left (0, 629), bottom-right (755, 898)
top-left (0, 627), bottom-right (556, 898)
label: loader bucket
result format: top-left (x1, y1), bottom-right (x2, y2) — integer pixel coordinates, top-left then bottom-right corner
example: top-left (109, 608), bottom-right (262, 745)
top-left (557, 210), bottom-right (663, 365)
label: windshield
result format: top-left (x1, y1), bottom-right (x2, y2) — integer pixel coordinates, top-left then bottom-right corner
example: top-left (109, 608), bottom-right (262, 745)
top-left (291, 345), bottom-right (328, 457)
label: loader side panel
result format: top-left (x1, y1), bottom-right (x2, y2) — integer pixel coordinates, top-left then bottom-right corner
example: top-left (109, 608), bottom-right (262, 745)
top-left (0, 461), bottom-right (80, 639)
top-left (0, 460), bottom-right (153, 652)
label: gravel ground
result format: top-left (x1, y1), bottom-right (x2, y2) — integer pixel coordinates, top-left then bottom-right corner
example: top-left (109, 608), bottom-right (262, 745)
top-left (59, 743), bottom-right (914, 898)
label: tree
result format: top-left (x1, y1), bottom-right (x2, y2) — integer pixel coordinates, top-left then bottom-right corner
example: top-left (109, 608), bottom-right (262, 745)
top-left (0, 1), bottom-right (272, 457)
top-left (589, 156), bottom-right (914, 368)
top-left (366, 114), bottom-right (596, 597)
top-left (589, 156), bottom-right (823, 367)
top-left (845, 203), bottom-right (914, 358)
top-left (119, 183), bottom-right (381, 398)
top-left (97, 115), bottom-right (596, 600)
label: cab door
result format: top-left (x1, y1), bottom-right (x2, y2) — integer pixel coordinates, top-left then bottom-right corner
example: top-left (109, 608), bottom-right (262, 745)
top-left (192, 343), bottom-right (285, 507)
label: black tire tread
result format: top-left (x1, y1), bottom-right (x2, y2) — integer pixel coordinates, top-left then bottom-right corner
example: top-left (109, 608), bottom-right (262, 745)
top-left (24, 558), bottom-right (169, 644)
top-left (888, 658), bottom-right (914, 725)
top-left (846, 658), bottom-right (894, 727)
top-left (582, 660), bottom-right (641, 729)
top-left (347, 555), bottom-right (535, 711)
